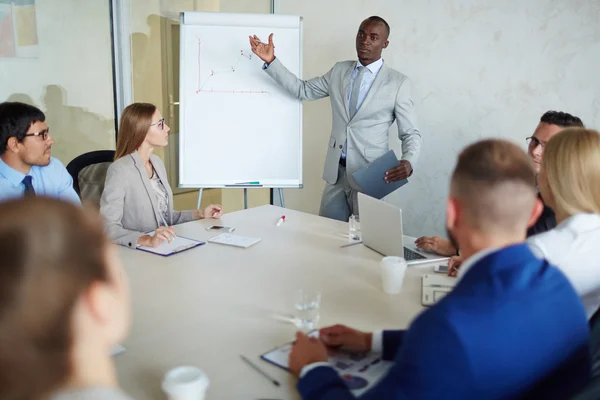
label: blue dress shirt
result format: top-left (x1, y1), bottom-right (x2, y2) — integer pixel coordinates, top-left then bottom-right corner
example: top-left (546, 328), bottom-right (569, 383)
top-left (0, 156), bottom-right (81, 204)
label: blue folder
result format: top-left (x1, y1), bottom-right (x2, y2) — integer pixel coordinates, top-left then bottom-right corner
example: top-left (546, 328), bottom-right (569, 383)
top-left (352, 150), bottom-right (408, 199)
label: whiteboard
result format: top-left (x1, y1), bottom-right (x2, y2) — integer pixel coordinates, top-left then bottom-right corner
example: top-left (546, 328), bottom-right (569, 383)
top-left (179, 12), bottom-right (303, 188)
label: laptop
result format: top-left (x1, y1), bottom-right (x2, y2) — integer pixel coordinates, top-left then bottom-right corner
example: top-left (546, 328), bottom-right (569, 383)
top-left (357, 192), bottom-right (450, 265)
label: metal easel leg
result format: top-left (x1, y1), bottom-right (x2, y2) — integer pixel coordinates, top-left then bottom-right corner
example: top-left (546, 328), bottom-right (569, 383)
top-left (278, 188), bottom-right (285, 208)
top-left (196, 188), bottom-right (203, 210)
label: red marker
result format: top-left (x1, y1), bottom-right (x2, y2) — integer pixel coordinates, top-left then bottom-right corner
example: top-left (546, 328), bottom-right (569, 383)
top-left (276, 215), bottom-right (286, 226)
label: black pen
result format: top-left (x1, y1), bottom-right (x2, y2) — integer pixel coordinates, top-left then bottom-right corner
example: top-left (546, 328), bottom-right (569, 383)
top-left (240, 355), bottom-right (280, 387)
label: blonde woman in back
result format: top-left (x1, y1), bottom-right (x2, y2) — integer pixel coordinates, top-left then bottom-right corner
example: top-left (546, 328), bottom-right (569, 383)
top-left (0, 198), bottom-right (131, 400)
top-left (528, 128), bottom-right (600, 318)
top-left (101, 103), bottom-right (223, 248)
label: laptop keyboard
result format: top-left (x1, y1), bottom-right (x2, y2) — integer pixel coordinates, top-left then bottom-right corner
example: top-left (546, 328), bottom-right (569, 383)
top-left (404, 247), bottom-right (427, 261)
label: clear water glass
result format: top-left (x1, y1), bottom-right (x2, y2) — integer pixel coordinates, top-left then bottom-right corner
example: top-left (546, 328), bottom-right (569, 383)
top-left (295, 289), bottom-right (321, 331)
top-left (349, 214), bottom-right (361, 240)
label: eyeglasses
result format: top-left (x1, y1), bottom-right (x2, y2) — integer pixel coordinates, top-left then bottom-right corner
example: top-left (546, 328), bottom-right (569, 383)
top-left (24, 127), bottom-right (50, 141)
top-left (526, 136), bottom-right (545, 149)
top-left (150, 118), bottom-right (165, 130)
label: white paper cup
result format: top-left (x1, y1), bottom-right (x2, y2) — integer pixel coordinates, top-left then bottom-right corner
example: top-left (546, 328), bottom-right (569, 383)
top-left (381, 256), bottom-right (407, 294)
top-left (162, 366), bottom-right (209, 400)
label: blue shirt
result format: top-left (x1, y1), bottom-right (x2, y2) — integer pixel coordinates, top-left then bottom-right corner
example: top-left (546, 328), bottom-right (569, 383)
top-left (346, 58), bottom-right (384, 115)
top-left (0, 156), bottom-right (81, 204)
top-left (298, 244), bottom-right (590, 400)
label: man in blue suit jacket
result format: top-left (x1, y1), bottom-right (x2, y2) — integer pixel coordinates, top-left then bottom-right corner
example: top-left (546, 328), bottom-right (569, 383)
top-left (289, 139), bottom-right (590, 399)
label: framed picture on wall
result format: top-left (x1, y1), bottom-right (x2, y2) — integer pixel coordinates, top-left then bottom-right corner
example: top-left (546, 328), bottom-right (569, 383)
top-left (0, 0), bottom-right (39, 58)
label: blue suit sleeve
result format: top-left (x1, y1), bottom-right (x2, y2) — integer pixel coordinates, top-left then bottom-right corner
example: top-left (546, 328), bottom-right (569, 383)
top-left (382, 330), bottom-right (406, 361)
top-left (297, 309), bottom-right (472, 400)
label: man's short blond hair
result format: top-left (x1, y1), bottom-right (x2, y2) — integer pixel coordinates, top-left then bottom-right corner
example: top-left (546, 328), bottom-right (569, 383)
top-left (543, 128), bottom-right (600, 217)
top-left (451, 139), bottom-right (537, 235)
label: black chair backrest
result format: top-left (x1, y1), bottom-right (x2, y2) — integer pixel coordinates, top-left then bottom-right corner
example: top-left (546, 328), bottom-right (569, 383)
top-left (66, 150), bottom-right (115, 207)
top-left (66, 150), bottom-right (115, 195)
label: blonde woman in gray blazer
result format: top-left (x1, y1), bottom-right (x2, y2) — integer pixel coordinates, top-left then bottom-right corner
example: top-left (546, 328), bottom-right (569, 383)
top-left (250, 16), bottom-right (422, 221)
top-left (100, 103), bottom-right (222, 248)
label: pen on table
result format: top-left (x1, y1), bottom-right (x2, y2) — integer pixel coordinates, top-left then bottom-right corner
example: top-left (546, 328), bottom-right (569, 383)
top-left (276, 215), bottom-right (286, 226)
top-left (340, 241), bottom-right (362, 248)
top-left (241, 355), bottom-right (280, 386)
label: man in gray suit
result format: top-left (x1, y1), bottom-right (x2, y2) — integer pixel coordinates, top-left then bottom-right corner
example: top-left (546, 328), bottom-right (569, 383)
top-left (250, 16), bottom-right (422, 221)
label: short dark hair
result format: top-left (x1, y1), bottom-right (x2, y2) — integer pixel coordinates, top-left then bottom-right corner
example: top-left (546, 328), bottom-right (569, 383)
top-left (540, 110), bottom-right (584, 128)
top-left (0, 102), bottom-right (46, 155)
top-left (451, 139), bottom-right (537, 234)
top-left (364, 16), bottom-right (390, 38)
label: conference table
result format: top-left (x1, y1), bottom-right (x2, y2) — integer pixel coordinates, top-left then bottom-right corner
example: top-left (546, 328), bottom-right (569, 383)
top-left (115, 205), bottom-right (440, 399)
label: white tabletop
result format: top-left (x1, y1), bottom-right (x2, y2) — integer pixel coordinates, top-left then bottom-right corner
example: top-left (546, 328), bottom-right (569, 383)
top-left (115, 205), bottom-right (437, 399)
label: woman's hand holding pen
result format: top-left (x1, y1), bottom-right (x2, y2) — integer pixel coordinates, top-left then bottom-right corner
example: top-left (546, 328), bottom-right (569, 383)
top-left (138, 226), bottom-right (176, 248)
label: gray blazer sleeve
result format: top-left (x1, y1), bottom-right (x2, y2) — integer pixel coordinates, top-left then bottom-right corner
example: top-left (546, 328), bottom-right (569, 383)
top-left (264, 57), bottom-right (332, 101)
top-left (100, 165), bottom-right (144, 247)
top-left (394, 78), bottom-right (422, 167)
top-left (171, 209), bottom-right (194, 225)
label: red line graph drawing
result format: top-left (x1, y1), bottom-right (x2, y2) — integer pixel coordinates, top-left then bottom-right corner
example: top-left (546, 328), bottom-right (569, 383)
top-left (196, 39), bottom-right (270, 95)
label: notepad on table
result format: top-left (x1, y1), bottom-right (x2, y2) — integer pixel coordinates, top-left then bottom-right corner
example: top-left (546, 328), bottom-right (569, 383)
top-left (137, 233), bottom-right (205, 256)
top-left (208, 233), bottom-right (261, 248)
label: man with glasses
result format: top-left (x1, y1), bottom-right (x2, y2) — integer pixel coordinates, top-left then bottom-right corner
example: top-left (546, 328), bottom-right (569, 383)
top-left (526, 110), bottom-right (584, 235)
top-left (0, 102), bottom-right (80, 203)
top-left (415, 110), bottom-right (584, 258)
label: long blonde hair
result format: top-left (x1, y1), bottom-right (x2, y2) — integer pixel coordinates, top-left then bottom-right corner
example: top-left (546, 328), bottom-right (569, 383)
top-left (114, 102), bottom-right (156, 160)
top-left (542, 128), bottom-right (600, 217)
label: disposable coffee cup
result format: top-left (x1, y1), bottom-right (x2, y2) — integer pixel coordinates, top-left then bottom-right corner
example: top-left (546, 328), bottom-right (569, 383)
top-left (162, 366), bottom-right (209, 400)
top-left (381, 256), bottom-right (407, 294)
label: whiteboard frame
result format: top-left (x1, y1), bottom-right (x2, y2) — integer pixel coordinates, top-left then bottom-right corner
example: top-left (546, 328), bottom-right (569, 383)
top-left (178, 11), bottom-right (303, 189)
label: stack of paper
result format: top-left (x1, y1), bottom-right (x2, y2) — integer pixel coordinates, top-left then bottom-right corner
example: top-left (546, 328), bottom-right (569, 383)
top-left (208, 233), bottom-right (261, 248)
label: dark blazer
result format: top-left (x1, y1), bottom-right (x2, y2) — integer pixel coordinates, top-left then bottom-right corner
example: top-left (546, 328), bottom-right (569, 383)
top-left (298, 244), bottom-right (590, 400)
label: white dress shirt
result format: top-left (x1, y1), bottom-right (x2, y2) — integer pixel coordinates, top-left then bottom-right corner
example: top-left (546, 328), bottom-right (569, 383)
top-left (528, 213), bottom-right (600, 318)
top-left (346, 58), bottom-right (384, 115)
top-left (341, 58), bottom-right (384, 158)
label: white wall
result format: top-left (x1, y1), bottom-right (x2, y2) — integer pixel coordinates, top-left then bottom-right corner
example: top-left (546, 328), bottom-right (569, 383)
top-left (277, 0), bottom-right (600, 237)
top-left (0, 0), bottom-right (116, 164)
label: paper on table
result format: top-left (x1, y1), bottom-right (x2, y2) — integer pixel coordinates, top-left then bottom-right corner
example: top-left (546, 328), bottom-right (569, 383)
top-left (208, 233), bottom-right (261, 248)
top-left (111, 344), bottom-right (126, 356)
top-left (137, 233), bottom-right (204, 256)
top-left (261, 333), bottom-right (392, 396)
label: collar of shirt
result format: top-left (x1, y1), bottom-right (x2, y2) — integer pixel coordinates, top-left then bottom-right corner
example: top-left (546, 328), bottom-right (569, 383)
top-left (455, 246), bottom-right (499, 283)
top-left (558, 213), bottom-right (600, 232)
top-left (0, 156), bottom-right (29, 187)
top-left (356, 57), bottom-right (384, 76)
